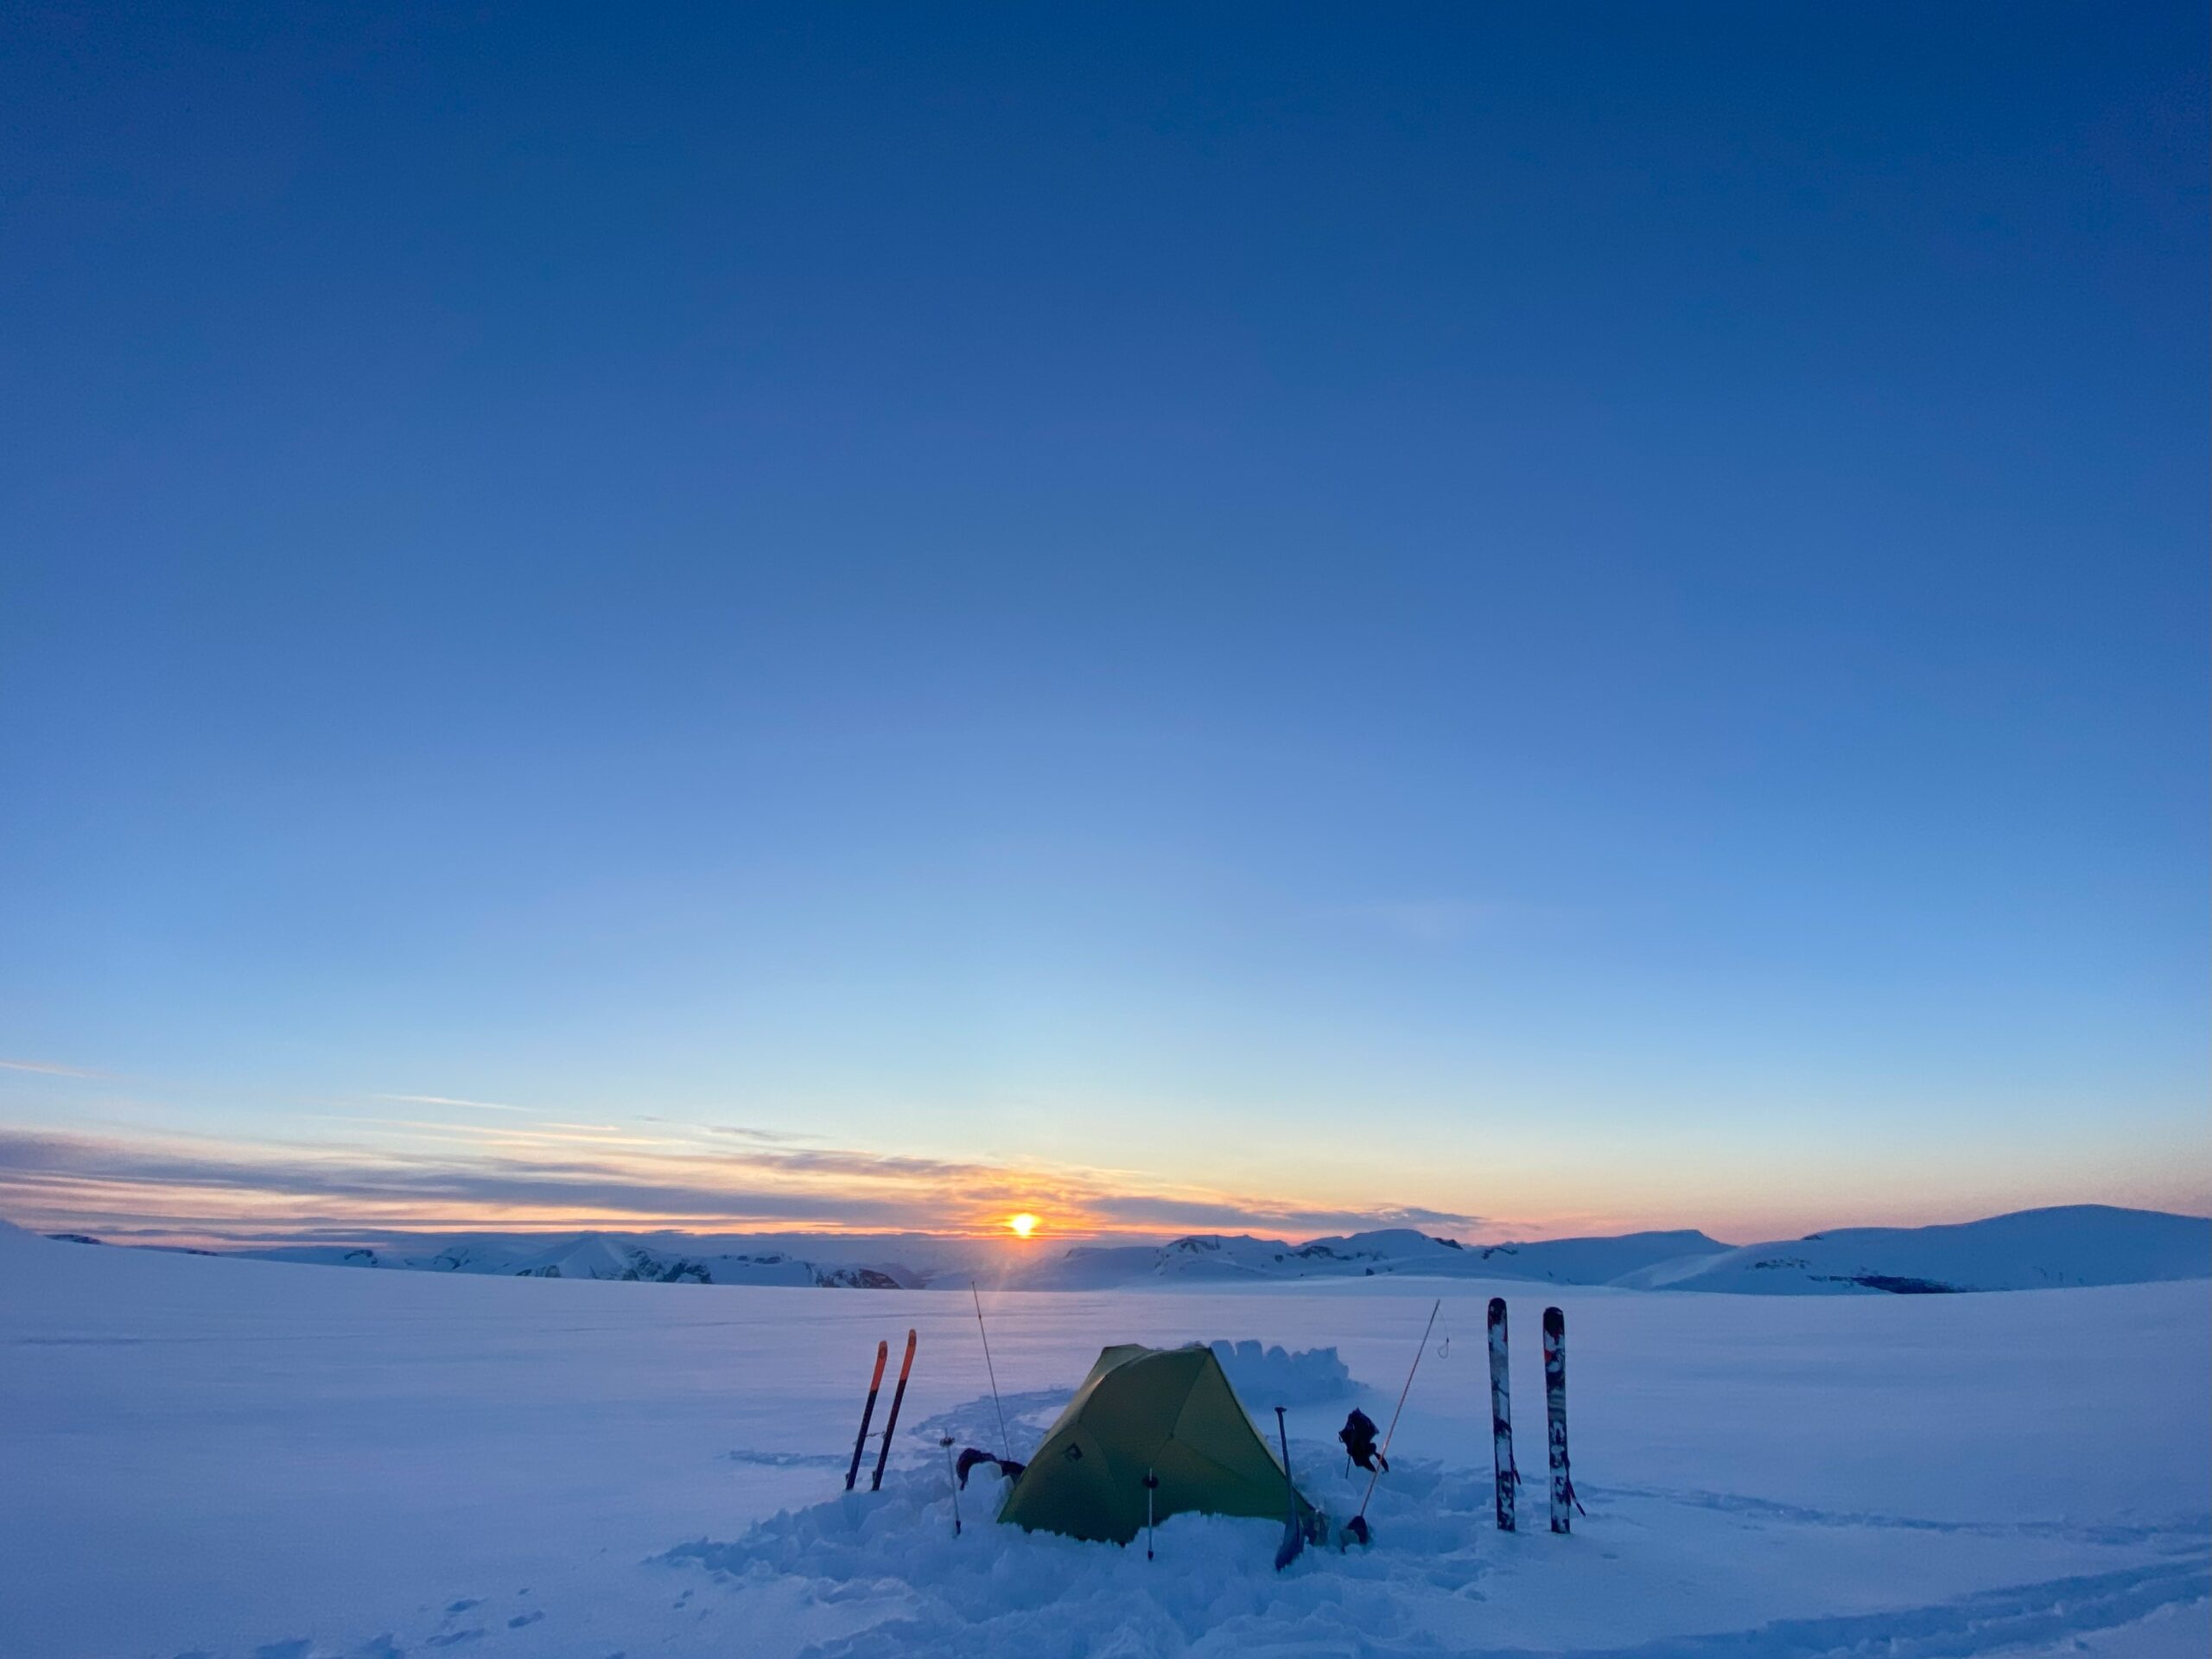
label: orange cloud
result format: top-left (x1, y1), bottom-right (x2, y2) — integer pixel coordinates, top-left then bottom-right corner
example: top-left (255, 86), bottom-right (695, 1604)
top-left (0, 1121), bottom-right (1478, 1249)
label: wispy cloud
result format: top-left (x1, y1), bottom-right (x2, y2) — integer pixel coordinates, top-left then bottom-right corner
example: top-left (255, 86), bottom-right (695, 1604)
top-left (0, 1128), bottom-right (957, 1230)
top-left (1080, 1192), bottom-right (1480, 1235)
top-left (0, 1122), bottom-right (1473, 1248)
top-left (372, 1094), bottom-right (537, 1114)
top-left (0, 1058), bottom-right (107, 1078)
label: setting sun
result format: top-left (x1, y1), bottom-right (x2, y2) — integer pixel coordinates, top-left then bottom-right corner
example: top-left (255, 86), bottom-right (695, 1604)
top-left (1007, 1212), bottom-right (1039, 1239)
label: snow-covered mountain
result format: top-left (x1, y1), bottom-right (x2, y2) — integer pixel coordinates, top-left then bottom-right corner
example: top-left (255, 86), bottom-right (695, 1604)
top-left (1013, 1226), bottom-right (1730, 1288)
top-left (25, 1205), bottom-right (2209, 1295)
top-left (226, 1230), bottom-right (920, 1288)
top-left (1014, 1208), bottom-right (2209, 1294)
top-left (1616, 1205), bottom-right (2212, 1294)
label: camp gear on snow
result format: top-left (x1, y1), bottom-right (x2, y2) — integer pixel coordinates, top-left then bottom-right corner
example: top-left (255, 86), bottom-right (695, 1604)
top-left (997, 1344), bottom-right (1322, 1548)
top-left (1346, 1299), bottom-right (1442, 1545)
top-left (1338, 1407), bottom-right (1388, 1473)
top-left (955, 1448), bottom-right (1026, 1488)
top-left (1272, 1407), bottom-right (1306, 1571)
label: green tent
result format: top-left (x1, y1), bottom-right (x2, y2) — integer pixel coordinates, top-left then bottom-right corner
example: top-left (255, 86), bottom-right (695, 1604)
top-left (997, 1343), bottom-right (1319, 1546)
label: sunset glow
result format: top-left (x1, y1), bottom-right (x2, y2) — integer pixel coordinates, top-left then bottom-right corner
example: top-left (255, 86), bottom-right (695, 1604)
top-left (1007, 1212), bottom-right (1039, 1239)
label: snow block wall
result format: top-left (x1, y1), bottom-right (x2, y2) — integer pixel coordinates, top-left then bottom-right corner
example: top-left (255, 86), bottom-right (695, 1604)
top-left (1209, 1341), bottom-right (1356, 1406)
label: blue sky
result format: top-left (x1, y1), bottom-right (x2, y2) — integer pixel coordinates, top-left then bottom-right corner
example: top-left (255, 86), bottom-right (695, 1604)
top-left (3, 4), bottom-right (2205, 1243)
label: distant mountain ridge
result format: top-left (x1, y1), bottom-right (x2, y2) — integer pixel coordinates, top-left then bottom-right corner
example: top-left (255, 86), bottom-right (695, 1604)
top-left (1613, 1205), bottom-right (2212, 1294)
top-left (1017, 1226), bottom-right (1732, 1288)
top-left (224, 1230), bottom-right (921, 1288)
top-left (23, 1205), bottom-right (2209, 1295)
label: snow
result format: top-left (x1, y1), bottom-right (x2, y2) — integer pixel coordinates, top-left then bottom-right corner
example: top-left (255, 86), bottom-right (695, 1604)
top-left (2, 1220), bottom-right (2206, 1658)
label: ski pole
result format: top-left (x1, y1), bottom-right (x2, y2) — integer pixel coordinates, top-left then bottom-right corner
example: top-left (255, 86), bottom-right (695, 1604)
top-left (1349, 1298), bottom-right (1440, 1541)
top-left (942, 1435), bottom-right (962, 1535)
top-left (971, 1281), bottom-right (1012, 1462)
top-left (1144, 1470), bottom-right (1159, 1561)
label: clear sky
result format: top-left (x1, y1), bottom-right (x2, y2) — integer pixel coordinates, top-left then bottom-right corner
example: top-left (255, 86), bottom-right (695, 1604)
top-left (3, 4), bottom-right (2206, 1247)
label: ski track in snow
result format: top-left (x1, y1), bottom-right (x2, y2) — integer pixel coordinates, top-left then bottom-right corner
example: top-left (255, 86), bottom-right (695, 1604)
top-left (1587, 1484), bottom-right (2212, 1549)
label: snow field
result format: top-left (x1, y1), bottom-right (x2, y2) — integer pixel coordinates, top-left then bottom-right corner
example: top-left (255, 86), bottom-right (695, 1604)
top-left (2, 1226), bottom-right (2205, 1657)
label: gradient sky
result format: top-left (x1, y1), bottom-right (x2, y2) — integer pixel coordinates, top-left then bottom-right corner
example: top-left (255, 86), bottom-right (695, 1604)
top-left (3, 4), bottom-right (2207, 1247)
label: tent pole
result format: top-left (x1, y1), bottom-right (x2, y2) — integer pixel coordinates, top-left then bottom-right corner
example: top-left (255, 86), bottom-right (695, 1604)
top-left (970, 1281), bottom-right (1013, 1461)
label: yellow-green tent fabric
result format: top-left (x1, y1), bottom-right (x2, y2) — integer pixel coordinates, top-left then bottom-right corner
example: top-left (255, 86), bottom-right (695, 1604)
top-left (997, 1343), bottom-right (1319, 1545)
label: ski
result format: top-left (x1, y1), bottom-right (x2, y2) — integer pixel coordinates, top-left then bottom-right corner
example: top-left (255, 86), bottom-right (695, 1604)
top-left (869, 1328), bottom-right (918, 1491)
top-left (844, 1338), bottom-right (889, 1491)
top-left (1542, 1306), bottom-right (1577, 1533)
top-left (1488, 1297), bottom-right (1516, 1531)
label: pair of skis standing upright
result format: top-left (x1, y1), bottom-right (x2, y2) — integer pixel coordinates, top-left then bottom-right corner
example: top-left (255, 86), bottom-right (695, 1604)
top-left (844, 1328), bottom-right (917, 1493)
top-left (1487, 1298), bottom-right (1582, 1533)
